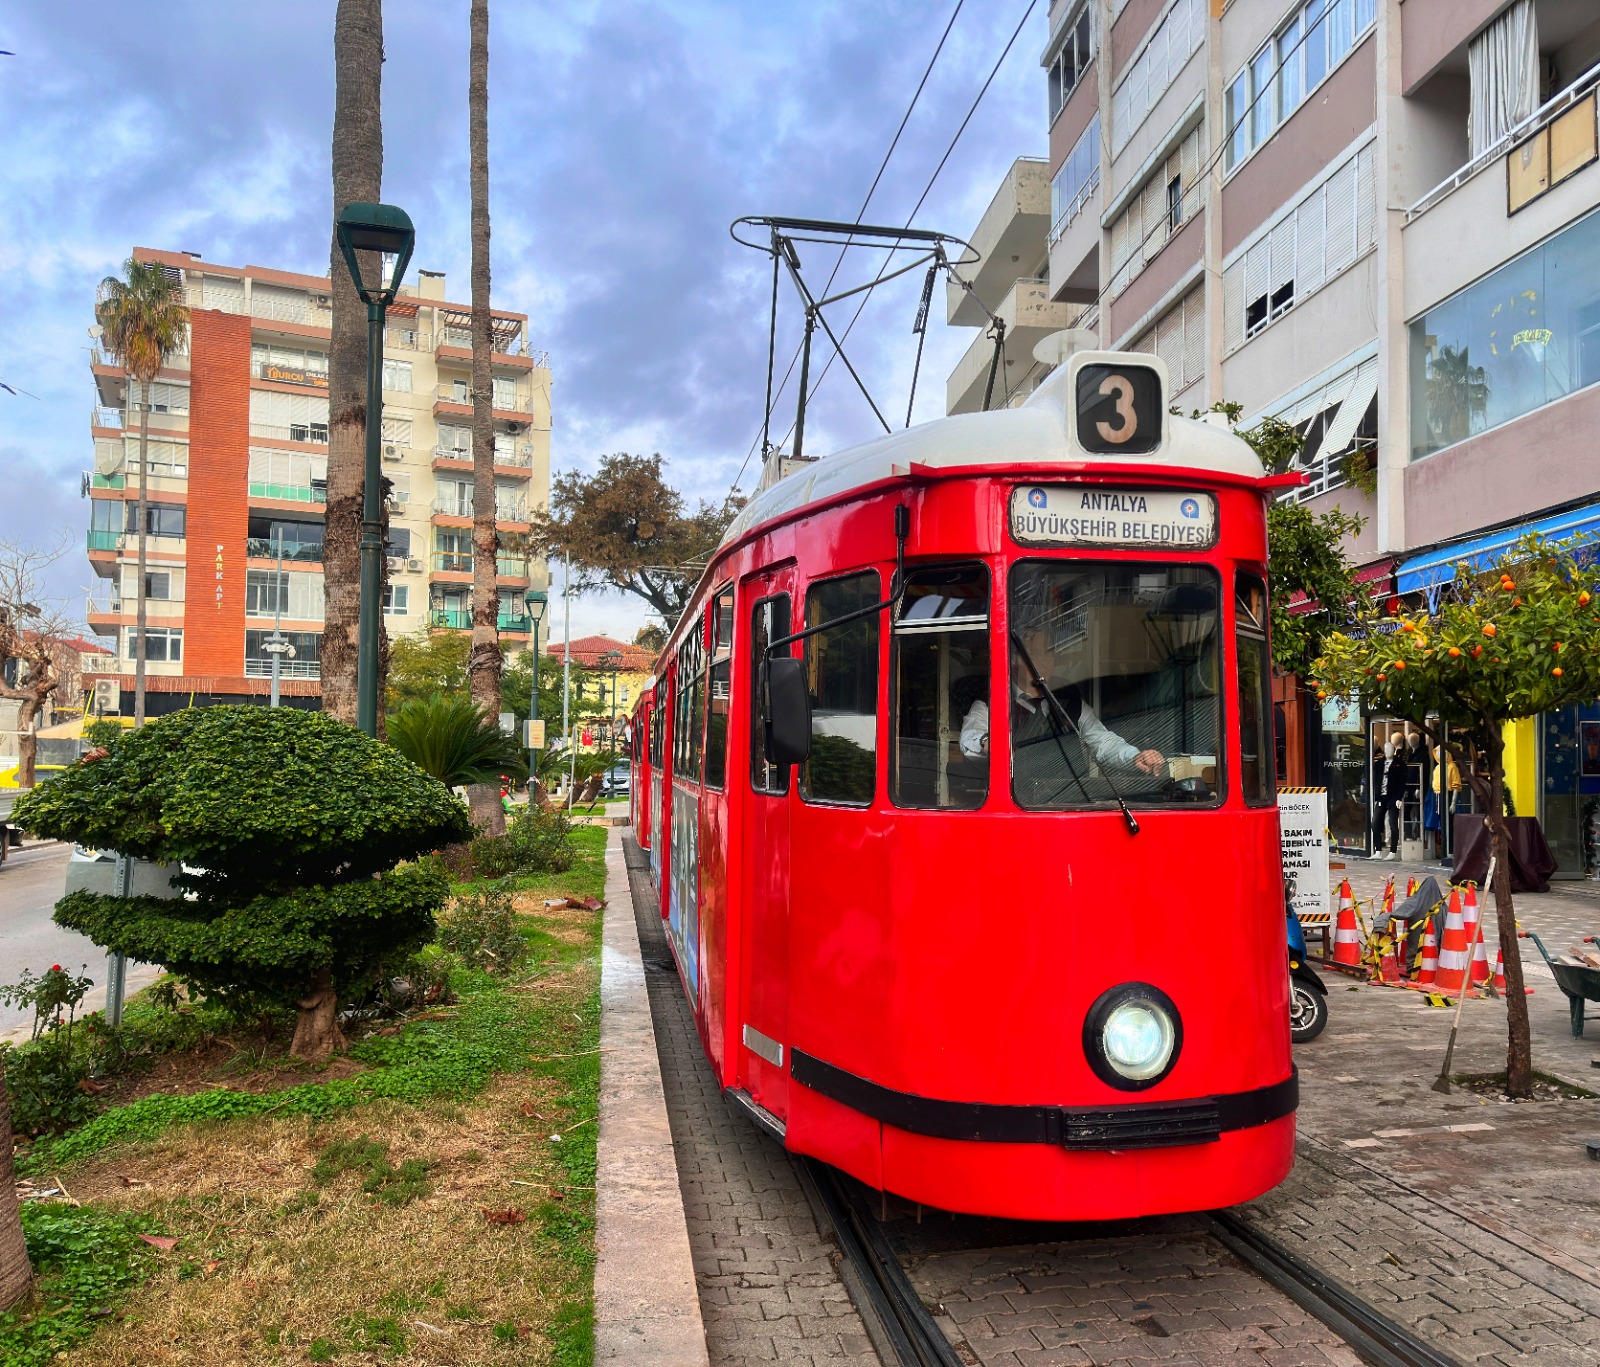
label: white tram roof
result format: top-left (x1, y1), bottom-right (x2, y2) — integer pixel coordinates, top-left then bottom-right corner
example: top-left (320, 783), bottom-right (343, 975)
top-left (721, 354), bottom-right (1264, 550)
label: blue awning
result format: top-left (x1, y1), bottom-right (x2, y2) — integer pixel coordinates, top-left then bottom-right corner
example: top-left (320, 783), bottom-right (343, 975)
top-left (1396, 500), bottom-right (1600, 594)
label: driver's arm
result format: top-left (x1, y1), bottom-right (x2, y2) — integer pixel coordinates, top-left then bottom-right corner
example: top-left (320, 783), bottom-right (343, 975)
top-left (1074, 702), bottom-right (1140, 769)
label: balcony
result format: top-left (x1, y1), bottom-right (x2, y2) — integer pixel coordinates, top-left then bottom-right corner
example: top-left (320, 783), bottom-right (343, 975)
top-left (86, 471), bottom-right (125, 491)
top-left (432, 551), bottom-right (472, 574)
top-left (945, 158), bottom-right (1051, 325)
top-left (249, 481), bottom-right (326, 505)
top-left (87, 530), bottom-right (120, 552)
top-left (433, 382), bottom-right (533, 416)
top-left (1048, 174), bottom-right (1101, 305)
top-left (246, 538), bottom-right (324, 562)
top-left (946, 278), bottom-right (1075, 414)
top-left (91, 405), bottom-right (124, 431)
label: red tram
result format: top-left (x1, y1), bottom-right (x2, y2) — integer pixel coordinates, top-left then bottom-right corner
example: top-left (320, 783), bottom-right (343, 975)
top-left (629, 350), bottom-right (1297, 1220)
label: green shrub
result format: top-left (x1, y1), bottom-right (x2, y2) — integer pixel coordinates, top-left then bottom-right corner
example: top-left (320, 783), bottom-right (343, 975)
top-left (82, 718), bottom-right (125, 753)
top-left (12, 707), bottom-right (473, 1060)
top-left (1, 965), bottom-right (97, 1135)
top-left (469, 807), bottom-right (575, 880)
top-left (437, 884), bottom-right (524, 975)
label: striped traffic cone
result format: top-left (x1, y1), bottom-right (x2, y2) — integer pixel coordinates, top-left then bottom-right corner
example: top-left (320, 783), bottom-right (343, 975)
top-left (1435, 890), bottom-right (1470, 994)
top-left (1490, 947), bottom-right (1506, 997)
top-left (1385, 917), bottom-right (1409, 983)
top-left (1405, 876), bottom-right (1418, 899)
top-left (1332, 881), bottom-right (1362, 966)
top-left (1463, 887), bottom-right (1491, 988)
top-left (1416, 912), bottom-right (1439, 987)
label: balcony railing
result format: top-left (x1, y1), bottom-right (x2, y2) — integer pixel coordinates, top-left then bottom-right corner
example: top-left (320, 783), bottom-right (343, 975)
top-left (86, 593), bottom-right (121, 616)
top-left (433, 443), bottom-right (533, 467)
top-left (430, 608), bottom-right (533, 632)
top-left (246, 538), bottom-right (324, 562)
top-left (435, 383), bottom-right (531, 413)
top-left (249, 481), bottom-right (327, 505)
top-left (245, 658), bottom-right (321, 679)
top-left (87, 530), bottom-right (120, 551)
top-left (1049, 166), bottom-right (1100, 243)
top-left (497, 554), bottom-right (530, 577)
top-left (91, 405), bottom-right (124, 430)
top-left (433, 551), bottom-right (472, 573)
top-left (433, 494), bottom-right (473, 516)
top-left (86, 471), bottom-right (125, 490)
top-left (1408, 59), bottom-right (1600, 220)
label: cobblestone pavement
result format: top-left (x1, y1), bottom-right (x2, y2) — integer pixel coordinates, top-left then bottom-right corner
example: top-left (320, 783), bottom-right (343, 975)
top-left (624, 839), bottom-right (879, 1366)
top-left (892, 1210), bottom-right (1362, 1367)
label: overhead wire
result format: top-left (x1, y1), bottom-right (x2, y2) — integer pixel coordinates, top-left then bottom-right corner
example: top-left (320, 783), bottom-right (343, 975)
top-left (728, 0), bottom-right (968, 498)
top-left (770, 0), bottom-right (1039, 453)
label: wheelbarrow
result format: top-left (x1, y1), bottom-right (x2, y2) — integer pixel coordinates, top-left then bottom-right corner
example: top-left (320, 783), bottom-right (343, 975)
top-left (1520, 931), bottom-right (1600, 1037)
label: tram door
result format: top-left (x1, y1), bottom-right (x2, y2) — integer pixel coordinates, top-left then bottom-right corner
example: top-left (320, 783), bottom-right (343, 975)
top-left (741, 573), bottom-right (795, 1121)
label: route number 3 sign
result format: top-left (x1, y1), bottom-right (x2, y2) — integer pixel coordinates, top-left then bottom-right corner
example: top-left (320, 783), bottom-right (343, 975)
top-left (1074, 362), bottom-right (1163, 455)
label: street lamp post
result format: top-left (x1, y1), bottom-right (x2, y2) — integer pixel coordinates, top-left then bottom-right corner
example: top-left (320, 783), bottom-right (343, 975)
top-left (335, 202), bottom-right (416, 737)
top-left (527, 591), bottom-right (547, 782)
top-left (602, 649), bottom-right (622, 765)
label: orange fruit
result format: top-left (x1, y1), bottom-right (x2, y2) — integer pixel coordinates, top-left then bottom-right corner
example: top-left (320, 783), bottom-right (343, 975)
top-left (1401, 621), bottom-right (1415, 632)
top-left (1473, 645), bottom-right (1483, 658)
top-left (1394, 660), bottom-right (1406, 670)
top-left (1554, 641), bottom-right (1562, 651)
top-left (1482, 623), bottom-right (1497, 637)
top-left (1580, 591), bottom-right (1592, 606)
top-left (1448, 647), bottom-right (1461, 657)
top-left (1553, 667), bottom-right (1564, 677)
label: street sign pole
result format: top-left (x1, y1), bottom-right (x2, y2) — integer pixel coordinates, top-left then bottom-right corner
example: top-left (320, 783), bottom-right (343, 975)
top-left (107, 853), bottom-right (133, 1027)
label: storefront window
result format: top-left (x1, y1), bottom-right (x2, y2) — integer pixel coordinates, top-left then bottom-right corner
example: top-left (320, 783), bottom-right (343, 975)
top-left (1410, 206), bottom-right (1600, 459)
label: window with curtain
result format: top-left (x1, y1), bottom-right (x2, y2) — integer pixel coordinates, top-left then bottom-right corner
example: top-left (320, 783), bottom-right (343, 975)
top-left (1468, 0), bottom-right (1539, 157)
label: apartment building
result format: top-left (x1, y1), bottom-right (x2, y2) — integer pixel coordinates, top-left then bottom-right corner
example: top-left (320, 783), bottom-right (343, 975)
top-left (84, 248), bottom-right (551, 712)
top-left (950, 0), bottom-right (1600, 870)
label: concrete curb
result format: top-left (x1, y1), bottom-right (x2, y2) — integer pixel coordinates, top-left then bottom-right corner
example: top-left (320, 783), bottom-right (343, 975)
top-left (593, 826), bottom-right (709, 1366)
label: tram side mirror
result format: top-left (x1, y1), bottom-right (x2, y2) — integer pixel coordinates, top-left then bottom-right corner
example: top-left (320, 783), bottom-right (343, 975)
top-left (763, 657), bottom-right (811, 768)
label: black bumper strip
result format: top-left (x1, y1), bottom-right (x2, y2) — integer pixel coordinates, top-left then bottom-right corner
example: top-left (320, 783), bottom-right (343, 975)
top-left (789, 1050), bottom-right (1297, 1150)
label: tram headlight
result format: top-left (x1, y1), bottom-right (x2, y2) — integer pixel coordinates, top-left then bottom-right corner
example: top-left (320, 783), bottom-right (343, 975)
top-left (1082, 984), bottom-right (1182, 1091)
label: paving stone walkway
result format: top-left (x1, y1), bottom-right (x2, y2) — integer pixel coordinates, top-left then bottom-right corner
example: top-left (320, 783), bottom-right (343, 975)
top-left (625, 838), bottom-right (879, 1366)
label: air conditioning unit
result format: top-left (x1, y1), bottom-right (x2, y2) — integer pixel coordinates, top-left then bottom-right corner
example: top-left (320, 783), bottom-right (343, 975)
top-left (406, 557), bottom-right (423, 573)
top-left (382, 444), bottom-right (402, 461)
top-left (386, 556), bottom-right (403, 572)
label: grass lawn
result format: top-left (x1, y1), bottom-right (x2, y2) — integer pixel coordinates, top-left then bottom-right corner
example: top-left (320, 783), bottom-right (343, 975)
top-left (1, 826), bottom-right (610, 1367)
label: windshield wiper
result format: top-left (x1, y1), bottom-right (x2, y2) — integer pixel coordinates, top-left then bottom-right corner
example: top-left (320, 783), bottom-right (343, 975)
top-left (1009, 632), bottom-right (1140, 836)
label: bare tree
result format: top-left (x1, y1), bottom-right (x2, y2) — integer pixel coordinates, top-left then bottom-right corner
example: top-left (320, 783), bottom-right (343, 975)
top-left (0, 540), bottom-right (74, 788)
top-left (94, 260), bottom-right (187, 726)
top-left (323, 0), bottom-right (385, 723)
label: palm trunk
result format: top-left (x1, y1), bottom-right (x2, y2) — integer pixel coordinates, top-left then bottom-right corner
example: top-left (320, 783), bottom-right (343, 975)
top-left (1483, 729), bottom-right (1534, 1098)
top-left (0, 1055), bottom-right (33, 1310)
top-left (323, 0), bottom-right (385, 724)
top-left (133, 382), bottom-right (150, 726)
top-left (467, 0), bottom-right (505, 834)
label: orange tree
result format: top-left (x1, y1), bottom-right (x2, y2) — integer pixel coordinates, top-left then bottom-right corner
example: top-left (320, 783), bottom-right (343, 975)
top-left (1311, 533), bottom-right (1600, 1096)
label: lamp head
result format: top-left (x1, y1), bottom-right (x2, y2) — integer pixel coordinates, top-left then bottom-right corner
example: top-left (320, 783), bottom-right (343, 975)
top-left (336, 202), bottom-right (416, 305)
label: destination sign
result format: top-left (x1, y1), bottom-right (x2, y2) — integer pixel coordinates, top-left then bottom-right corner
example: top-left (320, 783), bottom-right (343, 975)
top-left (1009, 486), bottom-right (1218, 549)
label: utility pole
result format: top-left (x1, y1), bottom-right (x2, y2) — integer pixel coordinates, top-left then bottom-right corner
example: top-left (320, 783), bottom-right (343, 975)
top-left (561, 556), bottom-right (575, 807)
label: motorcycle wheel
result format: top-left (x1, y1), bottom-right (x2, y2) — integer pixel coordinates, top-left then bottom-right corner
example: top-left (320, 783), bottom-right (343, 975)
top-left (1289, 978), bottom-right (1328, 1044)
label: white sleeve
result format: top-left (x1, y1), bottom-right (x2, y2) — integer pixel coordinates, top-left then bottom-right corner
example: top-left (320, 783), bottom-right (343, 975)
top-left (1075, 703), bottom-right (1139, 769)
top-left (959, 700), bottom-right (989, 758)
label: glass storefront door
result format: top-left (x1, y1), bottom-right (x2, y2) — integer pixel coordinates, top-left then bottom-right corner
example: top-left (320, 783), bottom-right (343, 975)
top-left (1540, 704), bottom-right (1600, 879)
top-left (1319, 694), bottom-right (1369, 853)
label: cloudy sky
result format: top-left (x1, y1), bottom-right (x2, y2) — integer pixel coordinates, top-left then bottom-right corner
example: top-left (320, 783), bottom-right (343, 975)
top-left (0, 0), bottom-right (1043, 644)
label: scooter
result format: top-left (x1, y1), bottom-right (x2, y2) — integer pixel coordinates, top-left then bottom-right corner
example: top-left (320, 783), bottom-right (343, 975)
top-left (1286, 891), bottom-right (1329, 1043)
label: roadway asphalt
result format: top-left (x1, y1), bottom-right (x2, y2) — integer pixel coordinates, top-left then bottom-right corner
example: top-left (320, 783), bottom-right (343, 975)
top-left (0, 842), bottom-right (162, 1040)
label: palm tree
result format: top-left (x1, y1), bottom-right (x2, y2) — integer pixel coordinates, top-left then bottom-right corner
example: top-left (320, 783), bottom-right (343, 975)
top-left (323, 0), bottom-right (385, 724)
top-left (1427, 343), bottom-right (1490, 448)
top-left (468, 0), bottom-right (503, 730)
top-left (387, 693), bottom-right (525, 787)
top-left (0, 1057), bottom-right (31, 1309)
top-left (95, 260), bottom-right (188, 727)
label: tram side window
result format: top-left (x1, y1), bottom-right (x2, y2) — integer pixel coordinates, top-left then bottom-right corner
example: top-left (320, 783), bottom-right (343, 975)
top-left (1008, 562), bottom-right (1223, 810)
top-left (1236, 572), bottom-right (1276, 806)
top-left (674, 619), bottom-right (706, 782)
top-left (750, 593), bottom-right (792, 793)
top-left (802, 572), bottom-right (879, 806)
top-left (890, 564), bottom-right (990, 810)
top-left (704, 586), bottom-right (734, 791)
top-left (649, 693), bottom-right (664, 767)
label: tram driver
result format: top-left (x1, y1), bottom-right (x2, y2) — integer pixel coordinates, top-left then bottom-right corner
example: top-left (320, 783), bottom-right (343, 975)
top-left (958, 633), bottom-right (1167, 776)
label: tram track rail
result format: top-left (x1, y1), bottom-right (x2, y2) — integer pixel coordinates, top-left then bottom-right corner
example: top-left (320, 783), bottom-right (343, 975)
top-left (801, 1156), bottom-right (1466, 1367)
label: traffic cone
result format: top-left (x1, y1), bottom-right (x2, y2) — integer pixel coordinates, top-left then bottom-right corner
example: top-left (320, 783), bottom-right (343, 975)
top-left (1469, 928), bottom-right (1492, 990)
top-left (1405, 876), bottom-right (1418, 899)
top-left (1416, 912), bottom-right (1439, 987)
top-left (1381, 877), bottom-right (1396, 920)
top-left (1332, 880), bottom-right (1362, 966)
top-left (1491, 947), bottom-right (1506, 997)
top-left (1434, 890), bottom-right (1470, 994)
top-left (1383, 917), bottom-right (1408, 983)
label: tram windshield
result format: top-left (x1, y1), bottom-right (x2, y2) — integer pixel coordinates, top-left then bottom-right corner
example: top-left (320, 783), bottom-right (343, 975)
top-left (1008, 562), bottom-right (1222, 809)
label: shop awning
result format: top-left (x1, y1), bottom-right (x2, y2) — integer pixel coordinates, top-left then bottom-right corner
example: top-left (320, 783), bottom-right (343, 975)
top-left (1396, 499), bottom-right (1600, 593)
top-left (1286, 558), bottom-right (1395, 616)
